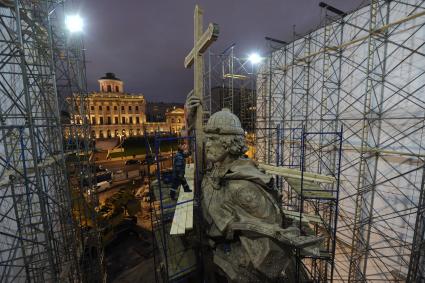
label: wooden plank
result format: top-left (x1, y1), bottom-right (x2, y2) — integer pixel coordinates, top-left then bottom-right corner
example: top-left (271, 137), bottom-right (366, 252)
top-left (282, 209), bottom-right (325, 225)
top-left (185, 164), bottom-right (195, 230)
top-left (286, 178), bottom-right (336, 199)
top-left (185, 186), bottom-right (194, 230)
top-left (177, 191), bottom-right (189, 234)
top-left (170, 187), bottom-right (185, 235)
top-left (259, 163), bottom-right (336, 183)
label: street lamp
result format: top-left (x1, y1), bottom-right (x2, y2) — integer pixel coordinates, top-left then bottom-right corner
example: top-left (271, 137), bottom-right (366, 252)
top-left (65, 14), bottom-right (83, 33)
top-left (248, 53), bottom-right (263, 64)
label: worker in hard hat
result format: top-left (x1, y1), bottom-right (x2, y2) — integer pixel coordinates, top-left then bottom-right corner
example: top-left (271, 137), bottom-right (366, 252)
top-left (170, 144), bottom-right (192, 200)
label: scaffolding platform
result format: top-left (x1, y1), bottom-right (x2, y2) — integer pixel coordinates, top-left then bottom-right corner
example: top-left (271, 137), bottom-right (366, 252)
top-left (170, 165), bottom-right (195, 235)
top-left (282, 209), bottom-right (325, 225)
top-left (286, 178), bottom-right (336, 200)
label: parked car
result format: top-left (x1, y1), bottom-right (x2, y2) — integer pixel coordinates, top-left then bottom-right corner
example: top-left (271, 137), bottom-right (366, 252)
top-left (93, 181), bottom-right (111, 193)
top-left (82, 171), bottom-right (113, 186)
top-left (125, 159), bottom-right (141, 165)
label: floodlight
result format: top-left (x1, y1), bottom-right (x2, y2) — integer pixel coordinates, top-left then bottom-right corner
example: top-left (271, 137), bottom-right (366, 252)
top-left (65, 15), bottom-right (83, 33)
top-left (248, 53), bottom-right (263, 64)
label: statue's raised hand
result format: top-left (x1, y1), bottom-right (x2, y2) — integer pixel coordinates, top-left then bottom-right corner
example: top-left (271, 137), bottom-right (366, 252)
top-left (184, 90), bottom-right (202, 131)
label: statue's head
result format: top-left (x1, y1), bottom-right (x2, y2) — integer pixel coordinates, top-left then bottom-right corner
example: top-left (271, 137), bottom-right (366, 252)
top-left (204, 108), bottom-right (247, 163)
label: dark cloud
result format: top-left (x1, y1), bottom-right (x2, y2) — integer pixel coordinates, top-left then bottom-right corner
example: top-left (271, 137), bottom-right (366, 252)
top-left (76, 0), bottom-right (367, 102)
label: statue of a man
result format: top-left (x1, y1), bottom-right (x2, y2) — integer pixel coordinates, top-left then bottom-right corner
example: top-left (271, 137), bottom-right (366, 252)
top-left (186, 94), bottom-right (321, 282)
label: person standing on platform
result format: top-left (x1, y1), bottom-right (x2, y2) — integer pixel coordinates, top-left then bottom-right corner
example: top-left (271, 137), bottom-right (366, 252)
top-left (170, 144), bottom-right (192, 200)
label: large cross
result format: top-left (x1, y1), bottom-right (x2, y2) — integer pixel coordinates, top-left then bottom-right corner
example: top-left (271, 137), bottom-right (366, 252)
top-left (184, 5), bottom-right (219, 178)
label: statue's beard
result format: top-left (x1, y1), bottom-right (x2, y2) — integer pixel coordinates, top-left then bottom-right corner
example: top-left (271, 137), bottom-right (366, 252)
top-left (206, 150), bottom-right (227, 163)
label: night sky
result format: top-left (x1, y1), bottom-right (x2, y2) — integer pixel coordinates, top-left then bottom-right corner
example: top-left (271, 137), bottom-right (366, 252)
top-left (75, 0), bottom-right (367, 103)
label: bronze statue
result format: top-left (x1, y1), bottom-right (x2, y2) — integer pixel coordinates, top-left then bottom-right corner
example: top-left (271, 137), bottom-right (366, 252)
top-left (185, 94), bottom-right (321, 282)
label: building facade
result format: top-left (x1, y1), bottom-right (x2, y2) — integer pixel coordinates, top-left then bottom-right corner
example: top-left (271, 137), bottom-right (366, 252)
top-left (146, 102), bottom-right (184, 122)
top-left (67, 73), bottom-right (185, 139)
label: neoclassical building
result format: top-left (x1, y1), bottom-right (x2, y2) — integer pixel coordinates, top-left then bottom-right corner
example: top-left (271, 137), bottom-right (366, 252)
top-left (67, 73), bottom-right (185, 139)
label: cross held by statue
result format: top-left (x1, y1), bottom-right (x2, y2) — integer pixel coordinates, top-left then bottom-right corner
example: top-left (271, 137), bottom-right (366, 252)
top-left (184, 4), bottom-right (219, 181)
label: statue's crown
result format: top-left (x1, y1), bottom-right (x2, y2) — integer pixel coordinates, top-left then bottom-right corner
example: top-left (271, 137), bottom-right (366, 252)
top-left (204, 108), bottom-right (245, 135)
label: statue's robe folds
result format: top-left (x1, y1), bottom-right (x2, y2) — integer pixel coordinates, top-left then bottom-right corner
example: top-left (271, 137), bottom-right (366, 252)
top-left (201, 158), bottom-right (300, 283)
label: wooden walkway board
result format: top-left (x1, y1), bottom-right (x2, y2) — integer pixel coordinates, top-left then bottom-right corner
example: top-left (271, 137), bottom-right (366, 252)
top-left (170, 165), bottom-right (195, 235)
top-left (259, 163), bottom-right (336, 184)
top-left (286, 178), bottom-right (336, 199)
top-left (282, 209), bottom-right (325, 225)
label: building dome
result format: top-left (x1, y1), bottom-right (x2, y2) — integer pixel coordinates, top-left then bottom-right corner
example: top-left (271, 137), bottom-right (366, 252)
top-left (100, 72), bottom-right (121, 81)
top-left (98, 72), bottom-right (124, 93)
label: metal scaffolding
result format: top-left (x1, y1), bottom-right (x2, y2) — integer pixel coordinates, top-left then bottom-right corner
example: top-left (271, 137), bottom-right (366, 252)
top-left (0, 0), bottom-right (103, 282)
top-left (204, 47), bottom-right (257, 132)
top-left (256, 0), bottom-right (425, 281)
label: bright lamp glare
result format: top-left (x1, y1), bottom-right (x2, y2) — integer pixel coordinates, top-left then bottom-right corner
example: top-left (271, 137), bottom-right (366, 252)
top-left (65, 15), bottom-right (83, 33)
top-left (248, 53), bottom-right (262, 64)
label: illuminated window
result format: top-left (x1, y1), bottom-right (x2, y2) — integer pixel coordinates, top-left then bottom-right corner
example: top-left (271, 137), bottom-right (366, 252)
top-left (107, 85), bottom-right (112, 92)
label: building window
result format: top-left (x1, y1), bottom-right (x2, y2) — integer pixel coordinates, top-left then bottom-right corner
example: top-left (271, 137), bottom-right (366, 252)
top-left (114, 105), bottom-right (117, 111)
top-left (136, 117), bottom-right (140, 124)
top-left (122, 117), bottom-right (126, 124)
top-left (129, 117), bottom-right (133, 124)
top-left (121, 106), bottom-right (125, 111)
top-left (107, 106), bottom-right (110, 111)
top-left (137, 129), bottom-right (141, 135)
top-left (91, 117), bottom-right (96, 124)
top-left (99, 105), bottom-right (102, 111)
top-left (129, 129), bottom-right (134, 136)
top-left (107, 116), bottom-right (111, 125)
top-left (171, 118), bottom-right (175, 123)
top-left (136, 106), bottom-right (139, 111)
top-left (115, 129), bottom-right (119, 137)
top-left (122, 129), bottom-right (126, 136)
top-left (114, 117), bottom-right (118, 124)
top-left (99, 117), bottom-right (104, 125)
top-left (129, 106), bottom-right (132, 111)
top-left (91, 130), bottom-right (96, 138)
top-left (177, 118), bottom-right (181, 123)
top-left (107, 130), bottom-right (111, 138)
top-left (91, 105), bottom-right (94, 111)
top-left (115, 86), bottom-right (119, 92)
top-left (99, 130), bottom-right (104, 138)
top-left (107, 85), bottom-right (112, 92)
